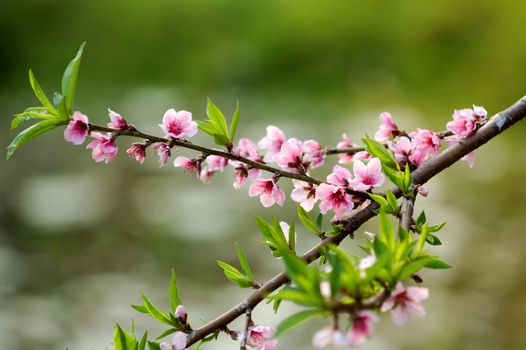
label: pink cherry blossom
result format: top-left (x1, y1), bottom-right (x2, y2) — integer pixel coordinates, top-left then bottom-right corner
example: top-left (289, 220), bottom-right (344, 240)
top-left (349, 158), bottom-right (385, 191)
top-left (173, 156), bottom-right (200, 177)
top-left (274, 138), bottom-right (303, 170)
top-left (235, 138), bottom-right (261, 161)
top-left (107, 109), bottom-right (129, 130)
top-left (473, 105), bottom-right (488, 119)
top-left (175, 305), bottom-right (187, 321)
top-left (291, 180), bottom-right (317, 211)
top-left (199, 168), bottom-right (215, 184)
top-left (152, 143), bottom-right (172, 166)
top-left (446, 108), bottom-right (476, 138)
top-left (410, 128), bottom-right (441, 158)
top-left (312, 327), bottom-right (350, 348)
top-left (336, 134), bottom-right (370, 164)
top-left (303, 139), bottom-right (325, 169)
top-left (160, 108), bottom-right (198, 139)
top-left (64, 111), bottom-right (89, 145)
top-left (316, 183), bottom-right (354, 220)
top-left (258, 125), bottom-right (286, 162)
top-left (389, 136), bottom-right (425, 166)
top-left (245, 325), bottom-right (277, 350)
top-left (348, 310), bottom-right (379, 347)
top-left (160, 331), bottom-right (187, 350)
top-left (374, 112), bottom-right (398, 142)
top-left (205, 155), bottom-right (228, 172)
top-left (381, 282), bottom-right (429, 326)
top-left (230, 161), bottom-right (261, 189)
top-left (417, 185), bottom-right (429, 197)
top-left (85, 132), bottom-right (118, 163)
top-left (249, 178), bottom-right (285, 207)
top-left (327, 165), bottom-right (352, 186)
top-left (126, 144), bottom-right (146, 164)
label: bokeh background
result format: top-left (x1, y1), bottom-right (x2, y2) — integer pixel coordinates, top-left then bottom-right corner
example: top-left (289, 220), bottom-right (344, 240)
top-left (1, 1), bottom-right (526, 349)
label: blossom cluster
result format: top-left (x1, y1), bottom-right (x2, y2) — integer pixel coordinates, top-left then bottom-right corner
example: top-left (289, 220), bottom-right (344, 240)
top-left (62, 104), bottom-right (488, 224)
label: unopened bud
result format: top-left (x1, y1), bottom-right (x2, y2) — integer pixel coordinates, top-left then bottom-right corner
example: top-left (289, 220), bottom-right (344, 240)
top-left (175, 305), bottom-right (187, 324)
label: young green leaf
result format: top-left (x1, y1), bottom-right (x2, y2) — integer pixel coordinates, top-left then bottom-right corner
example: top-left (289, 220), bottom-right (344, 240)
top-left (297, 205), bottom-right (320, 236)
top-left (414, 222), bottom-right (428, 257)
top-left (147, 341), bottom-right (160, 350)
top-left (141, 294), bottom-right (172, 326)
top-left (425, 258), bottom-right (453, 269)
top-left (6, 119), bottom-right (66, 159)
top-left (398, 256), bottom-right (434, 280)
top-left (235, 243), bottom-right (254, 281)
top-left (382, 164), bottom-right (404, 189)
top-left (378, 210), bottom-right (395, 249)
top-left (114, 324), bottom-right (138, 350)
top-left (169, 269), bottom-right (180, 311)
top-left (216, 260), bottom-right (251, 287)
top-left (206, 99), bottom-right (229, 139)
top-left (138, 332), bottom-right (148, 350)
top-left (229, 101), bottom-right (240, 141)
top-left (61, 42), bottom-right (86, 115)
top-left (368, 193), bottom-right (388, 208)
top-left (196, 120), bottom-right (218, 136)
top-left (131, 304), bottom-right (148, 314)
top-left (362, 137), bottom-right (397, 168)
top-left (386, 189), bottom-right (399, 213)
top-left (275, 309), bottom-right (325, 337)
top-left (28, 69), bottom-right (57, 114)
top-left (155, 328), bottom-right (177, 340)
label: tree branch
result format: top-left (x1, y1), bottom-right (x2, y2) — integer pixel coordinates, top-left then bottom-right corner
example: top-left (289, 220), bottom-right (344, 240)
top-left (399, 193), bottom-right (416, 233)
top-left (185, 95), bottom-right (526, 347)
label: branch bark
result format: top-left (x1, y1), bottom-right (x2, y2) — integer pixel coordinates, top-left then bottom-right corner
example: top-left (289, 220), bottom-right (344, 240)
top-left (185, 95), bottom-right (526, 347)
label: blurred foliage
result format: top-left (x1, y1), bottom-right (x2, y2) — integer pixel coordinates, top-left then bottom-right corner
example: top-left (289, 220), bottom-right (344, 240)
top-left (1, 0), bottom-right (526, 349)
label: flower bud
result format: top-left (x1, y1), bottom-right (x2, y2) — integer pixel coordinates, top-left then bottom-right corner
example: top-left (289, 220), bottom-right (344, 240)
top-left (175, 305), bottom-right (187, 324)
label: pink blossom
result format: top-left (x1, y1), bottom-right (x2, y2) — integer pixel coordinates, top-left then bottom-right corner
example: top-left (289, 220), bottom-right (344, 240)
top-left (349, 158), bottom-right (385, 191)
top-left (235, 138), bottom-right (261, 161)
top-left (446, 108), bottom-right (476, 138)
top-left (205, 155), bottom-right (228, 172)
top-left (327, 165), bottom-right (352, 186)
top-left (245, 325), bottom-right (277, 350)
top-left (291, 180), bottom-right (317, 212)
top-left (173, 156), bottom-right (200, 176)
top-left (312, 327), bottom-right (350, 348)
top-left (249, 179), bottom-right (285, 207)
top-left (336, 134), bottom-right (370, 164)
top-left (86, 132), bottom-right (118, 163)
top-left (381, 282), bottom-right (429, 326)
top-left (126, 144), bottom-right (146, 164)
top-left (64, 111), bottom-right (89, 145)
top-left (160, 331), bottom-right (187, 350)
top-left (374, 112), bottom-right (398, 142)
top-left (175, 305), bottom-right (187, 321)
top-left (160, 108), bottom-right (197, 139)
top-left (473, 105), bottom-right (488, 119)
top-left (199, 168), bottom-right (215, 184)
top-left (258, 125), bottom-right (286, 162)
top-left (303, 139), bottom-right (325, 169)
top-left (107, 109), bottom-right (129, 130)
top-left (410, 129), bottom-right (441, 158)
top-left (316, 183), bottom-right (354, 220)
top-left (348, 311), bottom-right (378, 347)
top-left (230, 162), bottom-right (261, 189)
top-left (417, 185), bottom-right (429, 197)
top-left (152, 143), bottom-right (172, 166)
top-left (389, 136), bottom-right (425, 166)
top-left (274, 138), bottom-right (303, 170)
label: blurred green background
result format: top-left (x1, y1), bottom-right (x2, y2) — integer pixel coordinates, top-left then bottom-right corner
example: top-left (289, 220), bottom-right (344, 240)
top-left (1, 0), bottom-right (526, 349)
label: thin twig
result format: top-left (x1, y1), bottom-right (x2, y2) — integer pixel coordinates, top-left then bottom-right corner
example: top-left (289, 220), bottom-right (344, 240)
top-left (240, 308), bottom-right (252, 350)
top-left (399, 193), bottom-right (417, 233)
top-left (184, 95), bottom-right (526, 347)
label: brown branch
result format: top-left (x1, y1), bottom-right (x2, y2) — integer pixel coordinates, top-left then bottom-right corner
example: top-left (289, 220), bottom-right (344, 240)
top-left (184, 95), bottom-right (526, 347)
top-left (399, 193), bottom-right (416, 233)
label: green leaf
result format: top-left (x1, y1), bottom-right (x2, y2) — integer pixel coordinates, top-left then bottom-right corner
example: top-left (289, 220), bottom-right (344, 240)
top-left (138, 332), bottom-right (148, 350)
top-left (287, 221), bottom-right (296, 251)
top-left (61, 42), bottom-right (86, 115)
top-left (362, 137), bottom-right (397, 168)
top-left (297, 205), bottom-right (320, 236)
top-left (386, 189), bottom-right (398, 212)
top-left (147, 341), bottom-right (160, 350)
top-left (276, 309), bottom-right (324, 337)
top-left (235, 243), bottom-right (254, 281)
top-left (368, 193), bottom-right (388, 208)
top-left (414, 223), bottom-right (428, 257)
top-left (155, 328), bottom-right (177, 340)
top-left (229, 101), bottom-right (240, 140)
top-left (382, 164), bottom-right (404, 189)
top-left (428, 221), bottom-right (447, 233)
top-left (216, 260), bottom-right (251, 287)
top-left (255, 216), bottom-right (276, 243)
top-left (402, 163), bottom-right (412, 192)
top-left (378, 210), bottom-right (395, 249)
top-left (425, 234), bottom-right (442, 245)
top-left (169, 269), bottom-right (180, 311)
top-left (6, 119), bottom-right (66, 159)
top-left (114, 324), bottom-right (138, 350)
top-left (398, 257), bottom-right (434, 280)
top-left (196, 120), bottom-right (218, 136)
top-left (213, 133), bottom-right (229, 146)
top-left (425, 258), bottom-right (453, 269)
top-left (131, 305), bottom-right (148, 314)
top-left (281, 252), bottom-right (312, 291)
top-left (141, 294), bottom-right (172, 326)
top-left (28, 69), bottom-right (57, 114)
top-left (416, 211), bottom-right (426, 226)
top-left (206, 99), bottom-right (229, 139)
top-left (316, 213), bottom-right (323, 230)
